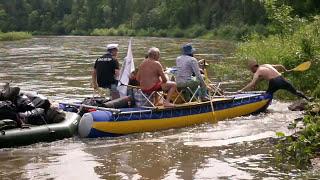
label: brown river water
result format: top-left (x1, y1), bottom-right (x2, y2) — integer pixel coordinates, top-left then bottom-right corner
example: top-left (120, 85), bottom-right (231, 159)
top-left (0, 36), bottom-right (317, 179)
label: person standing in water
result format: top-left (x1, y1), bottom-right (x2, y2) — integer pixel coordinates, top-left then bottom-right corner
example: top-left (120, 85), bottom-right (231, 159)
top-left (239, 59), bottom-right (310, 101)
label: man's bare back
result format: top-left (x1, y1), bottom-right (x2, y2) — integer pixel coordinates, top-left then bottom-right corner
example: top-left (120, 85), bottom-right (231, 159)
top-left (239, 62), bottom-right (284, 92)
top-left (137, 59), bottom-right (166, 89)
top-left (256, 64), bottom-right (282, 80)
top-left (239, 60), bottom-right (310, 100)
top-left (136, 47), bottom-right (176, 107)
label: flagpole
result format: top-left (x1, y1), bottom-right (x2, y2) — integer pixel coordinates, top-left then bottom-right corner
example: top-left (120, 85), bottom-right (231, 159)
top-left (117, 38), bottom-right (134, 97)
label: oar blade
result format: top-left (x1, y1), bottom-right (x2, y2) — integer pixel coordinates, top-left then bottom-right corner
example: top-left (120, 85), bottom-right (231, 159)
top-left (292, 61), bottom-right (311, 71)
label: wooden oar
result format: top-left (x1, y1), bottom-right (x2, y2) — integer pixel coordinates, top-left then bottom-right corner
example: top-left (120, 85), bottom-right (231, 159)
top-left (224, 91), bottom-right (265, 95)
top-left (203, 60), bottom-right (216, 121)
top-left (288, 61), bottom-right (311, 72)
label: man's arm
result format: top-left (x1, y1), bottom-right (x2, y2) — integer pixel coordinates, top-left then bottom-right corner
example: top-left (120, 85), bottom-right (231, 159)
top-left (191, 59), bottom-right (206, 87)
top-left (115, 69), bottom-right (120, 80)
top-left (157, 62), bottom-right (168, 83)
top-left (114, 60), bottom-right (120, 80)
top-left (272, 64), bottom-right (287, 73)
top-left (239, 72), bottom-right (260, 92)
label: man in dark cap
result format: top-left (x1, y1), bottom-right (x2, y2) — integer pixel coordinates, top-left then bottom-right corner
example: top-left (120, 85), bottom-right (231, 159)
top-left (92, 44), bottom-right (120, 99)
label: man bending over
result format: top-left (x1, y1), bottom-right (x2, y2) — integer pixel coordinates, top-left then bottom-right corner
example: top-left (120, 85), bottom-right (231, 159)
top-left (239, 59), bottom-right (310, 101)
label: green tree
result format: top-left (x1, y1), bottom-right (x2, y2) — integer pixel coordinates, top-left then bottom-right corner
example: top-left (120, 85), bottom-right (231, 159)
top-left (28, 10), bottom-right (40, 31)
top-left (0, 6), bottom-right (8, 31)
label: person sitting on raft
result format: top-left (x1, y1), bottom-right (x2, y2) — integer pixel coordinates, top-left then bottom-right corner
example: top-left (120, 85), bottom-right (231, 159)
top-left (175, 43), bottom-right (211, 102)
top-left (238, 59), bottom-right (311, 101)
top-left (136, 47), bottom-right (176, 107)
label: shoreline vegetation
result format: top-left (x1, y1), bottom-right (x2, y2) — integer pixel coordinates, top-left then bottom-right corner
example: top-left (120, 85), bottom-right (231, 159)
top-left (0, 31), bottom-right (32, 41)
top-left (232, 2), bottom-right (320, 168)
top-left (0, 1), bottom-right (268, 41)
top-left (89, 24), bottom-right (265, 40)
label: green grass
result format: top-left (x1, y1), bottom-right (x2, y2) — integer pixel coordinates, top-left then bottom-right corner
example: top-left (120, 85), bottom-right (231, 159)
top-left (0, 31), bottom-right (32, 41)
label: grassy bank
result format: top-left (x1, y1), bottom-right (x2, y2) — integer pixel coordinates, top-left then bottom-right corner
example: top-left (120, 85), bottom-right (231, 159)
top-left (276, 101), bottom-right (320, 167)
top-left (0, 32), bottom-right (32, 41)
top-left (228, 11), bottom-right (320, 167)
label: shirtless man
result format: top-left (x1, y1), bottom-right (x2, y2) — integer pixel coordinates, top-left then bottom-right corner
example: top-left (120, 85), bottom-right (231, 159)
top-left (239, 59), bottom-right (310, 100)
top-left (137, 47), bottom-right (176, 107)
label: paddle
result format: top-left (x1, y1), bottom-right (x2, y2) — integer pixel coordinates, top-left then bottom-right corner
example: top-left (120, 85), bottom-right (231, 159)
top-left (199, 59), bottom-right (224, 96)
top-left (203, 59), bottom-right (216, 120)
top-left (224, 91), bottom-right (265, 95)
top-left (60, 102), bottom-right (121, 113)
top-left (288, 61), bottom-right (311, 72)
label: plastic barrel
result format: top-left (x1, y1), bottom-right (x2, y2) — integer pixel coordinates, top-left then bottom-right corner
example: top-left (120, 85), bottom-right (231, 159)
top-left (78, 111), bottom-right (113, 138)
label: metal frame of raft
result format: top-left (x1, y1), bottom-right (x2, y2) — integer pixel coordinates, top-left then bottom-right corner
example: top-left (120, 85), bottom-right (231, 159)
top-left (75, 93), bottom-right (272, 138)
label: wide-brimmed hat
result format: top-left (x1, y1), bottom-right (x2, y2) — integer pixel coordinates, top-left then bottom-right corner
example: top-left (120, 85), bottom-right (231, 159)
top-left (107, 44), bottom-right (119, 51)
top-left (182, 43), bottom-right (196, 55)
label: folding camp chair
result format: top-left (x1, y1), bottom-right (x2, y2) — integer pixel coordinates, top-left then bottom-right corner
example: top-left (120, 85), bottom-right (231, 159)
top-left (208, 83), bottom-right (223, 97)
top-left (173, 85), bottom-right (201, 104)
top-left (133, 88), bottom-right (166, 108)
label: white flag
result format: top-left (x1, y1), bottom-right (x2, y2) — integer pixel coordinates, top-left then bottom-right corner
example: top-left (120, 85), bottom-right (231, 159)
top-left (117, 38), bottom-right (135, 97)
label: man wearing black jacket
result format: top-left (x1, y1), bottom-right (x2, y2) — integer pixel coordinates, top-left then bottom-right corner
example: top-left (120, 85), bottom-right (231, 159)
top-left (92, 44), bottom-right (120, 99)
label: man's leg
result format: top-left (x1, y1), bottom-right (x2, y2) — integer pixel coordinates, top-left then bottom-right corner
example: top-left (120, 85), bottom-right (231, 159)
top-left (161, 81), bottom-right (176, 107)
top-left (280, 78), bottom-right (309, 100)
top-left (110, 84), bottom-right (120, 100)
top-left (183, 79), bottom-right (200, 101)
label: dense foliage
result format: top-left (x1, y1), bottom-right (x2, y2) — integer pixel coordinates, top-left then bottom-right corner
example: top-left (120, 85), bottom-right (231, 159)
top-left (1, 0), bottom-right (319, 39)
top-left (0, 0), bottom-right (270, 38)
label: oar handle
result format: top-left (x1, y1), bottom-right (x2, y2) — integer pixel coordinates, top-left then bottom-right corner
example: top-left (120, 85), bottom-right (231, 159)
top-left (224, 91), bottom-right (265, 94)
top-left (60, 102), bottom-right (121, 113)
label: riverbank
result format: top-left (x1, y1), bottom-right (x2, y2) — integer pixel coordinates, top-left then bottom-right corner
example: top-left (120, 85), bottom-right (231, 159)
top-left (223, 11), bottom-right (320, 168)
top-left (0, 32), bottom-right (32, 41)
top-left (276, 101), bottom-right (320, 168)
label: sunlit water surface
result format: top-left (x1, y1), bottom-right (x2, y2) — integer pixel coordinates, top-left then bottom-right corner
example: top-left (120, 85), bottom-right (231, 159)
top-left (0, 36), bottom-right (316, 179)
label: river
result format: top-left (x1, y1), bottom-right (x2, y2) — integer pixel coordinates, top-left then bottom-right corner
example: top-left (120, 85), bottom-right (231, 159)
top-left (0, 36), bottom-right (316, 179)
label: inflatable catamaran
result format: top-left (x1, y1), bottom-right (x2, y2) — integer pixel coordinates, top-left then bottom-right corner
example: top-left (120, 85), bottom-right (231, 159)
top-left (60, 93), bottom-right (272, 138)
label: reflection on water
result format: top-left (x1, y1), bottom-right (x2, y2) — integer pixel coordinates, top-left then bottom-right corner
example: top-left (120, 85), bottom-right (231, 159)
top-left (0, 36), bottom-right (316, 179)
top-left (0, 102), bottom-right (307, 179)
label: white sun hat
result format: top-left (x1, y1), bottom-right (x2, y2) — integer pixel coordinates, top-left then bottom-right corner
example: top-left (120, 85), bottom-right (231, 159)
top-left (107, 44), bottom-right (119, 50)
